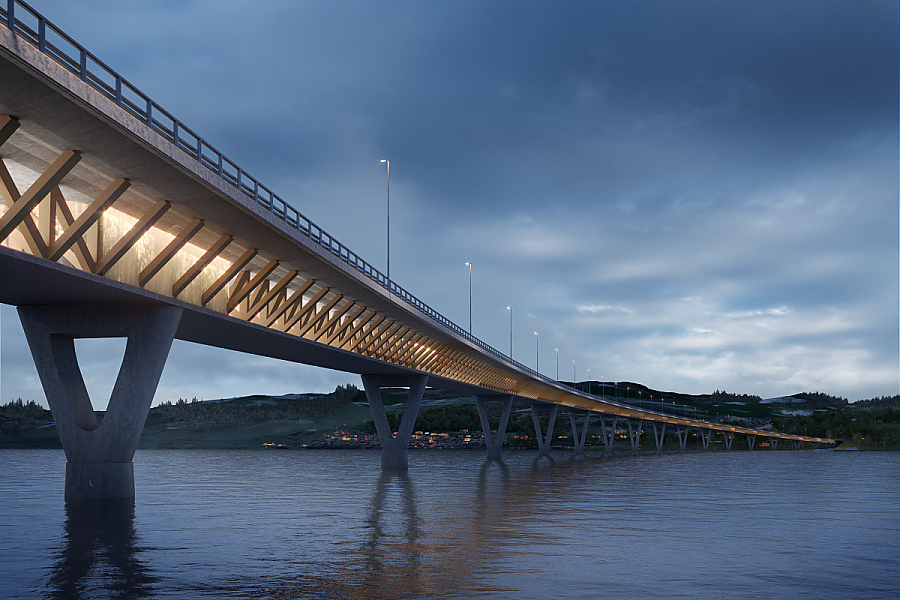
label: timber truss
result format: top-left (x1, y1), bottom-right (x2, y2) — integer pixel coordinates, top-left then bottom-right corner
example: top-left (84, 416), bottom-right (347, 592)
top-left (0, 113), bottom-right (542, 397)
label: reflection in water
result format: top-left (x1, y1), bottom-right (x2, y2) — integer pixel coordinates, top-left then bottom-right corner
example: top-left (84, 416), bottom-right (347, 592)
top-left (48, 499), bottom-right (155, 600)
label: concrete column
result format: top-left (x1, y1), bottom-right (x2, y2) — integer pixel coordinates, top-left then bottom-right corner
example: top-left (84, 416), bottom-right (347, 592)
top-left (674, 425), bottom-right (688, 451)
top-left (698, 428), bottom-right (711, 451)
top-left (568, 410), bottom-right (591, 454)
top-left (747, 434), bottom-right (757, 450)
top-left (361, 374), bottom-right (428, 470)
top-left (475, 394), bottom-right (513, 461)
top-left (530, 403), bottom-right (558, 457)
top-left (651, 422), bottom-right (666, 452)
top-left (793, 440), bottom-right (802, 450)
top-left (626, 419), bottom-right (643, 451)
top-left (723, 432), bottom-right (734, 451)
top-left (813, 442), bottom-right (819, 450)
top-left (769, 437), bottom-right (779, 450)
top-left (598, 414), bottom-right (617, 451)
top-left (18, 304), bottom-right (182, 499)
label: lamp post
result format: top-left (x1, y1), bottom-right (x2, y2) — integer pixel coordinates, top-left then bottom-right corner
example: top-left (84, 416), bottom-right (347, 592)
top-left (534, 331), bottom-right (539, 373)
top-left (555, 348), bottom-right (559, 380)
top-left (507, 306), bottom-right (513, 358)
top-left (465, 262), bottom-right (472, 334)
top-left (587, 368), bottom-right (590, 394)
top-left (380, 159), bottom-right (390, 285)
top-left (572, 360), bottom-right (576, 391)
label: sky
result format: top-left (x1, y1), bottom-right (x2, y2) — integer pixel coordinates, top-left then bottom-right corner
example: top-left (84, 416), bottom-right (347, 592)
top-left (1, 0), bottom-right (897, 407)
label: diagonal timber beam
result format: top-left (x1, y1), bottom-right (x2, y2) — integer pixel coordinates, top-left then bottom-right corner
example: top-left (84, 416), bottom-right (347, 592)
top-left (49, 178), bottom-right (130, 262)
top-left (173, 233), bottom-right (232, 297)
top-left (347, 317), bottom-right (391, 352)
top-left (0, 159), bottom-right (48, 257)
top-left (294, 293), bottom-right (343, 338)
top-left (94, 200), bottom-right (170, 276)
top-left (261, 278), bottom-right (314, 327)
top-left (246, 270), bottom-right (297, 321)
top-left (320, 304), bottom-right (366, 345)
top-left (225, 259), bottom-right (278, 311)
top-left (0, 115), bottom-right (20, 147)
top-left (282, 286), bottom-right (329, 332)
top-left (311, 301), bottom-right (356, 343)
top-left (199, 247), bottom-right (258, 306)
top-left (51, 188), bottom-right (96, 271)
top-left (335, 311), bottom-right (380, 349)
top-left (0, 150), bottom-right (81, 245)
top-left (139, 218), bottom-right (204, 286)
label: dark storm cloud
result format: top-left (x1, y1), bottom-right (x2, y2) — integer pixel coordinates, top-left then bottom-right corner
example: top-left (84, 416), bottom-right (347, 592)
top-left (2, 0), bottom-right (897, 405)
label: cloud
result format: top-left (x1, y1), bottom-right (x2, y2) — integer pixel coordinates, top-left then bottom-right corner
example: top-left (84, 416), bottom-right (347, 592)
top-left (2, 0), bottom-right (896, 406)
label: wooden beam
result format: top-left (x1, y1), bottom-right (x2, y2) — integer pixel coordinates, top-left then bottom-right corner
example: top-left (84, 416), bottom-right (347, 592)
top-left (282, 286), bottom-right (329, 332)
top-left (245, 270), bottom-right (297, 321)
top-left (49, 178), bottom-right (130, 262)
top-left (312, 301), bottom-right (357, 343)
top-left (294, 293), bottom-right (343, 338)
top-left (0, 115), bottom-right (19, 147)
top-left (173, 233), bottom-right (233, 297)
top-left (139, 218), bottom-right (204, 286)
top-left (0, 150), bottom-right (80, 244)
top-left (360, 322), bottom-right (402, 356)
top-left (50, 187), bottom-right (95, 271)
top-left (94, 200), bottom-right (170, 276)
top-left (261, 278), bottom-right (314, 327)
top-left (200, 247), bottom-right (259, 306)
top-left (0, 159), bottom-right (48, 257)
top-left (225, 259), bottom-right (278, 311)
top-left (336, 312), bottom-right (380, 349)
top-left (320, 305), bottom-right (367, 346)
top-left (347, 317), bottom-right (392, 352)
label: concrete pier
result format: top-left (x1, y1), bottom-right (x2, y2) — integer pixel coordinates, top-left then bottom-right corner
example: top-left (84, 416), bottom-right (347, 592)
top-left (18, 304), bottom-right (182, 499)
top-left (568, 410), bottom-right (591, 454)
top-left (476, 394), bottom-right (513, 461)
top-left (626, 419), bottom-right (643, 451)
top-left (530, 404), bottom-right (558, 457)
top-left (361, 374), bottom-right (427, 470)
top-left (598, 414), bottom-right (617, 451)
top-left (651, 422), bottom-right (666, 452)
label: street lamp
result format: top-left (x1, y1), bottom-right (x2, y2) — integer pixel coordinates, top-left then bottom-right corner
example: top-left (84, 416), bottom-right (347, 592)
top-left (587, 368), bottom-right (590, 394)
top-left (572, 360), bottom-right (576, 391)
top-left (534, 331), bottom-right (539, 373)
top-left (465, 262), bottom-right (472, 334)
top-left (507, 306), bottom-right (513, 358)
top-left (555, 348), bottom-right (559, 380)
top-left (380, 159), bottom-right (390, 285)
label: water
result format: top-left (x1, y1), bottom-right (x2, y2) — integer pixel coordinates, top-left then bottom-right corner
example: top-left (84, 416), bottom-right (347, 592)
top-left (1, 449), bottom-right (898, 599)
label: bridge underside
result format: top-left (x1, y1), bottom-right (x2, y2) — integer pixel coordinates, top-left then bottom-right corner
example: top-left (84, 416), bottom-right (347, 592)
top-left (0, 5), bottom-right (833, 498)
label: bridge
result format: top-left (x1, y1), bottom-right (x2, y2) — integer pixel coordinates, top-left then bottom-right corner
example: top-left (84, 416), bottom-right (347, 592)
top-left (0, 1), bottom-right (833, 499)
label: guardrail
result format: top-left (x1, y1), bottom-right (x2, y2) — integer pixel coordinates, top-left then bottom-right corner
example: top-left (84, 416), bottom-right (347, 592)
top-left (0, 0), bottom-right (557, 381)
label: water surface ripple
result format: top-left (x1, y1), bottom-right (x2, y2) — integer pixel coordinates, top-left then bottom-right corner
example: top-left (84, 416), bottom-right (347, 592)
top-left (1, 449), bottom-right (898, 599)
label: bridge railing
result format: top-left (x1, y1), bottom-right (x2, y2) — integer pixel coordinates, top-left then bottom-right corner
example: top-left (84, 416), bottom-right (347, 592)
top-left (1, 0), bottom-right (554, 382)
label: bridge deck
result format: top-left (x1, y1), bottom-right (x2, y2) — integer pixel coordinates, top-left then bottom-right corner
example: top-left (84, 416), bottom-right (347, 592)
top-left (0, 2), bottom-right (832, 446)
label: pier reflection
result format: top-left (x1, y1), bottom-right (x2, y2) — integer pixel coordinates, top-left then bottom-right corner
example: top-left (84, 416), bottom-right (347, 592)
top-left (48, 499), bottom-right (156, 600)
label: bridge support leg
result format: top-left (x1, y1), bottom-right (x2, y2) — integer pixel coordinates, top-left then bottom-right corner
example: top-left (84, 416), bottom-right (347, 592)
top-left (769, 437), bottom-right (779, 450)
top-left (18, 304), bottom-right (182, 499)
top-left (569, 410), bottom-right (591, 454)
top-left (652, 422), bottom-right (666, 452)
top-left (723, 432), bottom-right (734, 451)
top-left (674, 425), bottom-right (688, 451)
top-left (531, 404), bottom-right (558, 456)
top-left (793, 440), bottom-right (801, 450)
top-left (698, 428), bottom-right (711, 451)
top-left (747, 434), bottom-right (756, 450)
top-left (475, 394), bottom-right (512, 461)
top-left (598, 414), bottom-right (617, 451)
top-left (626, 419), bottom-right (643, 451)
top-left (361, 374), bottom-right (427, 470)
